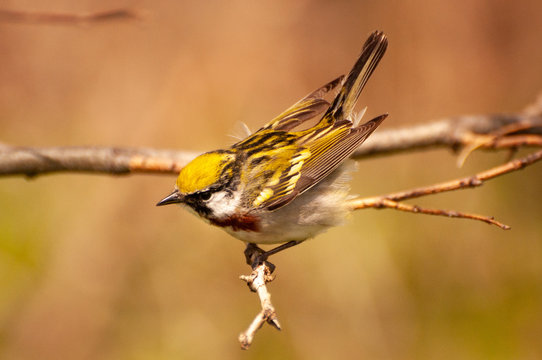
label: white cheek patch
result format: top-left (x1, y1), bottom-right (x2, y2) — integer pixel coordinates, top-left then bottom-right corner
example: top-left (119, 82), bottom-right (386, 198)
top-left (207, 191), bottom-right (240, 219)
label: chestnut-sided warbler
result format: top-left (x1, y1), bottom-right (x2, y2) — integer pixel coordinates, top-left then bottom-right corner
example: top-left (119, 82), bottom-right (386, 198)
top-left (158, 31), bottom-right (388, 264)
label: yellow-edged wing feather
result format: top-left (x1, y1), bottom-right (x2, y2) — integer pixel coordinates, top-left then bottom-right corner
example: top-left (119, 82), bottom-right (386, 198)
top-left (258, 76), bottom-right (344, 132)
top-left (258, 31), bottom-right (388, 210)
top-left (262, 115), bottom-right (386, 210)
top-left (237, 142), bottom-right (309, 208)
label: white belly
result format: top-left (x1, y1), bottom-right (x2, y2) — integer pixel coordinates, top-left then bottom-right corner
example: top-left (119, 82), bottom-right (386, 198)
top-left (223, 164), bottom-right (353, 244)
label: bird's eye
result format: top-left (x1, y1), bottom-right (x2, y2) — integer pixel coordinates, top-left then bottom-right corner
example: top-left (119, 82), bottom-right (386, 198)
top-left (198, 191), bottom-right (212, 201)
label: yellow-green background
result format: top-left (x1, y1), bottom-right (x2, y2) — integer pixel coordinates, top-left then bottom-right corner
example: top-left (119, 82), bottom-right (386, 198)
top-left (1, 1), bottom-right (542, 359)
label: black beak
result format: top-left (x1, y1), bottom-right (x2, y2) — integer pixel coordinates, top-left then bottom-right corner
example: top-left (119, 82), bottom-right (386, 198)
top-left (156, 190), bottom-right (184, 206)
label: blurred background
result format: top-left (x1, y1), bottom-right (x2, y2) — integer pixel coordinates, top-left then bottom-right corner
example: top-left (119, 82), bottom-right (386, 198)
top-left (1, 1), bottom-right (542, 359)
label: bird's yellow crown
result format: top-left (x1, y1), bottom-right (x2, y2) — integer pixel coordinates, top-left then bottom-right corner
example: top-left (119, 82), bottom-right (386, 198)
top-left (176, 151), bottom-right (235, 194)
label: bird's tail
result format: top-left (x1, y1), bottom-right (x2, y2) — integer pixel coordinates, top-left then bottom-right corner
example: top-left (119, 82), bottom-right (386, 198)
top-left (323, 31), bottom-right (388, 124)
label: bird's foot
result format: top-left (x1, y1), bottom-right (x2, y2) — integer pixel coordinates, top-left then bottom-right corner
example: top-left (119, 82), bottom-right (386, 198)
top-left (243, 240), bottom-right (302, 272)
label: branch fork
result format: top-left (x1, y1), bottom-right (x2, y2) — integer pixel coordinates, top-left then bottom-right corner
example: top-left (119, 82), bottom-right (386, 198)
top-left (238, 263), bottom-right (280, 350)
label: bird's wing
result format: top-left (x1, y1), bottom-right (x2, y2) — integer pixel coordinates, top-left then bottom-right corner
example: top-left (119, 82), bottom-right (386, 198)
top-left (260, 31), bottom-right (388, 210)
top-left (261, 115), bottom-right (386, 210)
top-left (238, 140), bottom-right (310, 209)
top-left (244, 31), bottom-right (388, 211)
top-left (257, 76), bottom-right (344, 132)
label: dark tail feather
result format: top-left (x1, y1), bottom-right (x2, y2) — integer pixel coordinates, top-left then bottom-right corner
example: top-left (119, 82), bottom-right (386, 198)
top-left (325, 31), bottom-right (388, 122)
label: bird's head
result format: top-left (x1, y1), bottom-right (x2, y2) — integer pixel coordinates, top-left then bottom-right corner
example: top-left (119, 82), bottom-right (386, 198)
top-left (156, 151), bottom-right (239, 218)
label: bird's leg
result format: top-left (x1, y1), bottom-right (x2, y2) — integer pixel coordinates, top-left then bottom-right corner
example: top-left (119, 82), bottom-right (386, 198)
top-left (244, 241), bottom-right (301, 271)
top-left (264, 240), bottom-right (301, 258)
top-left (244, 243), bottom-right (276, 272)
top-left (244, 243), bottom-right (266, 267)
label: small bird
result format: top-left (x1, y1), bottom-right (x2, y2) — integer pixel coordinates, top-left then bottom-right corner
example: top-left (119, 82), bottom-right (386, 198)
top-left (158, 31), bottom-right (388, 266)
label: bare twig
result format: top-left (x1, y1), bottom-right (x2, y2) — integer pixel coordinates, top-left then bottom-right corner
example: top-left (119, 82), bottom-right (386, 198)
top-left (0, 8), bottom-right (141, 24)
top-left (239, 263), bottom-right (280, 349)
top-left (0, 146), bottom-right (199, 178)
top-left (352, 112), bottom-right (542, 159)
top-left (1, 111), bottom-right (541, 178)
top-left (349, 198), bottom-right (511, 229)
top-left (348, 149), bottom-right (542, 228)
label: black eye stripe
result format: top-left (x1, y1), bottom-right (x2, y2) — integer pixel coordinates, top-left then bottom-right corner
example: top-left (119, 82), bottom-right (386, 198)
top-left (184, 191), bottom-right (213, 217)
top-left (186, 190), bottom-right (213, 202)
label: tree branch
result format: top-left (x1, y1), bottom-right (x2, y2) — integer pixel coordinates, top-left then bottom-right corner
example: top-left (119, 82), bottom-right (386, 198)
top-left (0, 146), bottom-right (199, 178)
top-left (348, 142), bottom-right (542, 229)
top-left (350, 198), bottom-right (512, 229)
top-left (0, 8), bottom-right (141, 24)
top-left (352, 112), bottom-right (542, 159)
top-left (1, 110), bottom-right (541, 178)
